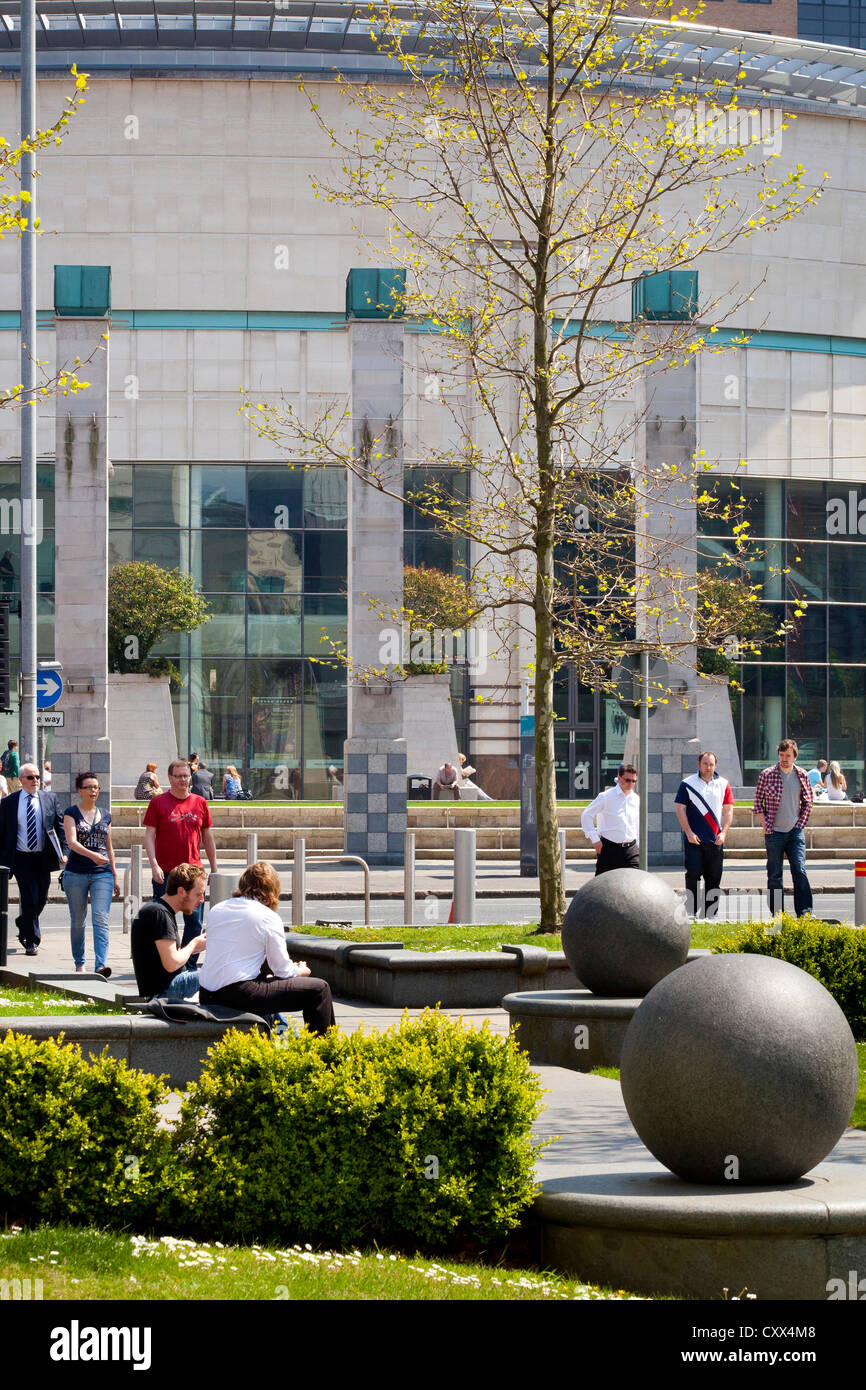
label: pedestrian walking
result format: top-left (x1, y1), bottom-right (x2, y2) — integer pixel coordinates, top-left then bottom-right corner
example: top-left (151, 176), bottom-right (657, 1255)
top-left (0, 762), bottom-right (67, 955)
top-left (753, 738), bottom-right (814, 917)
top-left (674, 751), bottom-right (734, 919)
top-left (63, 771), bottom-right (121, 977)
top-left (580, 763), bottom-right (639, 874)
top-left (1, 739), bottom-right (21, 792)
top-left (143, 759), bottom-right (218, 963)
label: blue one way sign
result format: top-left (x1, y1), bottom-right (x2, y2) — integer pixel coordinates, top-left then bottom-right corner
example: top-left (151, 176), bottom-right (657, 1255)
top-left (36, 670), bottom-right (63, 710)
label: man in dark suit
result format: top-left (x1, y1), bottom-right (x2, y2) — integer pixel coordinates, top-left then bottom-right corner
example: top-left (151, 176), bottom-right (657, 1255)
top-left (0, 762), bottom-right (67, 956)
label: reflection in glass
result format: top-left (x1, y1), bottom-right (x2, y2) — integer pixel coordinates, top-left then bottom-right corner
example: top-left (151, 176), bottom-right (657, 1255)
top-left (134, 466), bottom-right (189, 527)
top-left (191, 531), bottom-right (247, 592)
top-left (829, 667), bottom-right (866, 797)
top-left (304, 532), bottom-right (347, 592)
top-left (740, 665), bottom-right (785, 781)
top-left (785, 542), bottom-right (826, 602)
top-left (109, 465), bottom-right (133, 528)
top-left (248, 466), bottom-right (302, 529)
top-left (786, 666), bottom-right (826, 767)
top-left (830, 544), bottom-right (866, 603)
top-left (188, 659), bottom-right (246, 775)
top-left (247, 596), bottom-right (302, 656)
top-left (248, 531), bottom-right (302, 593)
top-left (189, 595), bottom-right (245, 657)
top-left (133, 530), bottom-right (189, 572)
top-left (191, 466), bottom-right (246, 528)
top-left (304, 468), bottom-right (347, 528)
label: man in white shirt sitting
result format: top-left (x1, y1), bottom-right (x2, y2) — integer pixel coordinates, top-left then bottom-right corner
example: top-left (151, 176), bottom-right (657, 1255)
top-left (199, 860), bottom-right (335, 1034)
top-left (580, 764), bottom-right (640, 876)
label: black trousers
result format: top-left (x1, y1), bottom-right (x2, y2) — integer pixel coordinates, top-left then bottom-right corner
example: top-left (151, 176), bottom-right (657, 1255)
top-left (684, 841), bottom-right (724, 918)
top-left (595, 837), bottom-right (640, 876)
top-left (13, 849), bottom-right (53, 950)
top-left (200, 974), bottom-right (336, 1036)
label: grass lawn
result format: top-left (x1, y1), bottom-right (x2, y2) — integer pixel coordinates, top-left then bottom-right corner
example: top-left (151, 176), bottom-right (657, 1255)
top-left (0, 1224), bottom-right (648, 1301)
top-left (0, 986), bottom-right (119, 1018)
top-left (293, 923), bottom-right (562, 951)
top-left (293, 922), bottom-right (730, 952)
top-left (593, 1043), bottom-right (866, 1131)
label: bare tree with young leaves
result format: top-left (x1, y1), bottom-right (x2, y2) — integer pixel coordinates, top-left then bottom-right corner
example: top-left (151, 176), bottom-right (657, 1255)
top-left (243, 0), bottom-right (824, 929)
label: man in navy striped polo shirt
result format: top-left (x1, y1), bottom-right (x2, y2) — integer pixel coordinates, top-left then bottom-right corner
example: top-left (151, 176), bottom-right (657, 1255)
top-left (674, 751), bottom-right (735, 919)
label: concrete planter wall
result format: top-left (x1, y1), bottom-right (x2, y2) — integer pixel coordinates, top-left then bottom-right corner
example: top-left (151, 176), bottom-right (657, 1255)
top-left (403, 672), bottom-right (461, 781)
top-left (108, 673), bottom-right (178, 796)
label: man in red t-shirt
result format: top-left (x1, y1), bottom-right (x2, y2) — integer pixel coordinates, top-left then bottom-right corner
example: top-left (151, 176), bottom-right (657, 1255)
top-left (143, 759), bottom-right (218, 955)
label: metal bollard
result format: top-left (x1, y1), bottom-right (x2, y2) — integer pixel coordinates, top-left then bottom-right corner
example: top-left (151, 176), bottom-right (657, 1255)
top-left (453, 827), bottom-right (476, 925)
top-left (559, 828), bottom-right (567, 890)
top-left (856, 861), bottom-right (866, 927)
top-left (292, 835), bottom-right (306, 928)
top-left (404, 830), bottom-right (416, 926)
top-left (208, 871), bottom-right (241, 911)
top-left (246, 832), bottom-right (258, 867)
top-left (130, 843), bottom-right (142, 907)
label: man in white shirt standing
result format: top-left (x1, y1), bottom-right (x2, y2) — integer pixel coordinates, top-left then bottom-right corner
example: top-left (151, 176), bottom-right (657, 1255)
top-left (580, 764), bottom-right (640, 875)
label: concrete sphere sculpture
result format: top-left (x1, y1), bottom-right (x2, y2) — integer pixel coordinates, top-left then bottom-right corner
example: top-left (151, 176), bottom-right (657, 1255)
top-left (620, 953), bottom-right (859, 1184)
top-left (561, 868), bottom-right (690, 997)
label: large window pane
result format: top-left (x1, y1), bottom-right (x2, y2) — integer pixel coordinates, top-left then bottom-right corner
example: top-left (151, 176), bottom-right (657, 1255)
top-left (191, 531), bottom-right (246, 592)
top-left (786, 666), bottom-right (826, 767)
top-left (786, 482), bottom-right (827, 541)
top-left (304, 468), bottom-right (347, 528)
top-left (109, 530), bottom-right (133, 569)
top-left (829, 667), bottom-right (866, 797)
top-left (740, 665), bottom-right (785, 782)
top-left (304, 532), bottom-right (347, 592)
top-left (188, 659), bottom-right (246, 775)
top-left (304, 659), bottom-right (347, 775)
top-left (248, 660), bottom-right (304, 796)
top-left (110, 464), bottom-right (133, 527)
top-left (303, 594), bottom-right (346, 659)
top-left (407, 531), bottom-right (466, 574)
top-left (189, 595), bottom-right (245, 657)
top-left (191, 466), bottom-right (246, 527)
top-left (785, 542), bottom-right (826, 602)
top-left (403, 467), bottom-right (468, 530)
top-left (134, 466), bottom-right (189, 527)
top-left (830, 544), bottom-right (866, 603)
top-left (248, 466), bottom-right (302, 529)
top-left (133, 530), bottom-right (189, 571)
top-left (247, 595), bottom-right (302, 656)
top-left (829, 607), bottom-right (866, 664)
top-left (786, 604), bottom-right (826, 665)
top-left (248, 531), bottom-right (302, 593)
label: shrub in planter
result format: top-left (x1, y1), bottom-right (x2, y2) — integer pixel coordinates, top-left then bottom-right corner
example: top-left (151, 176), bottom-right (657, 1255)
top-left (711, 915), bottom-right (866, 1039)
top-left (170, 1011), bottom-right (546, 1249)
top-left (0, 1032), bottom-right (168, 1226)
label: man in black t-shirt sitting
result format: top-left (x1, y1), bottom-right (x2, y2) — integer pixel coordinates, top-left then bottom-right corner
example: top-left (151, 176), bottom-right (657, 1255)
top-left (131, 863), bottom-right (208, 1000)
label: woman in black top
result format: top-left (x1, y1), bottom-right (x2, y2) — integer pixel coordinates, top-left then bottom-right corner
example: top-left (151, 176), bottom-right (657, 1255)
top-left (63, 771), bottom-right (120, 977)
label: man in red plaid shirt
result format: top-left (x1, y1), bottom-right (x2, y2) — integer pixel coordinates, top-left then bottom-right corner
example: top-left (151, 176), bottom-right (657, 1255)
top-left (752, 738), bottom-right (814, 917)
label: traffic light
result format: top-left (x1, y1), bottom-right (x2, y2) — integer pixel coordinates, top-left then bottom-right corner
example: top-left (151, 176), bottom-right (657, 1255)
top-left (0, 603), bottom-right (10, 713)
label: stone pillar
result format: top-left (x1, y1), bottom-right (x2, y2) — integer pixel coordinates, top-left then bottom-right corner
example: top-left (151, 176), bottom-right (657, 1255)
top-left (343, 319), bottom-right (407, 865)
top-left (635, 341), bottom-right (698, 867)
top-left (49, 317), bottom-right (111, 812)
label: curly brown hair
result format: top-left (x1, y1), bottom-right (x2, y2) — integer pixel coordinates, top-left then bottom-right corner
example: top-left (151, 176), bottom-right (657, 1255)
top-left (235, 861), bottom-right (281, 912)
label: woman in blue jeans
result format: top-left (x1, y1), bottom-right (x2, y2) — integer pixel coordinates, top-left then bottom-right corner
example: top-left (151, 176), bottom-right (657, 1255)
top-left (63, 771), bottom-right (120, 977)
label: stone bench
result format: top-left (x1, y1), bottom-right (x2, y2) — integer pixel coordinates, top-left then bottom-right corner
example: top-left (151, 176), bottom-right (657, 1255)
top-left (0, 1012), bottom-right (268, 1087)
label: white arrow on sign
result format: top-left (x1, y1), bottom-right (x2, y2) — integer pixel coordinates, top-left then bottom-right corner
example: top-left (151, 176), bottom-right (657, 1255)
top-left (36, 670), bottom-right (63, 709)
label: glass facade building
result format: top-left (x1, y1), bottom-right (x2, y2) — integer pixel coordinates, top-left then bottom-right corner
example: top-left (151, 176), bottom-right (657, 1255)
top-left (0, 459), bottom-right (470, 798)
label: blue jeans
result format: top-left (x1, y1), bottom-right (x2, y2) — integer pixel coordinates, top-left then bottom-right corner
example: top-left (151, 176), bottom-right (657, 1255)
top-left (765, 828), bottom-right (813, 917)
top-left (65, 870), bottom-right (113, 972)
top-left (152, 876), bottom-right (204, 966)
top-left (157, 969), bottom-right (201, 1002)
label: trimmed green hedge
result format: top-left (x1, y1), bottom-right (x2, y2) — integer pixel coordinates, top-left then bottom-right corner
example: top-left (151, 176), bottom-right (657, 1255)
top-left (712, 915), bottom-right (866, 1039)
top-left (0, 1032), bottom-right (168, 1226)
top-left (0, 1013), bottom-right (546, 1251)
top-left (170, 1012), bottom-right (546, 1248)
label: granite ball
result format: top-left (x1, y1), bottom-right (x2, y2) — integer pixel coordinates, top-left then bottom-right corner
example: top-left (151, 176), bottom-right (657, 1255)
top-left (561, 868), bottom-right (690, 997)
top-left (620, 953), bottom-right (859, 1185)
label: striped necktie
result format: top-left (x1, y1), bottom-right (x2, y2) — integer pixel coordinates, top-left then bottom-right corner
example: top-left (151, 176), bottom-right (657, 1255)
top-left (26, 795), bottom-right (38, 851)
